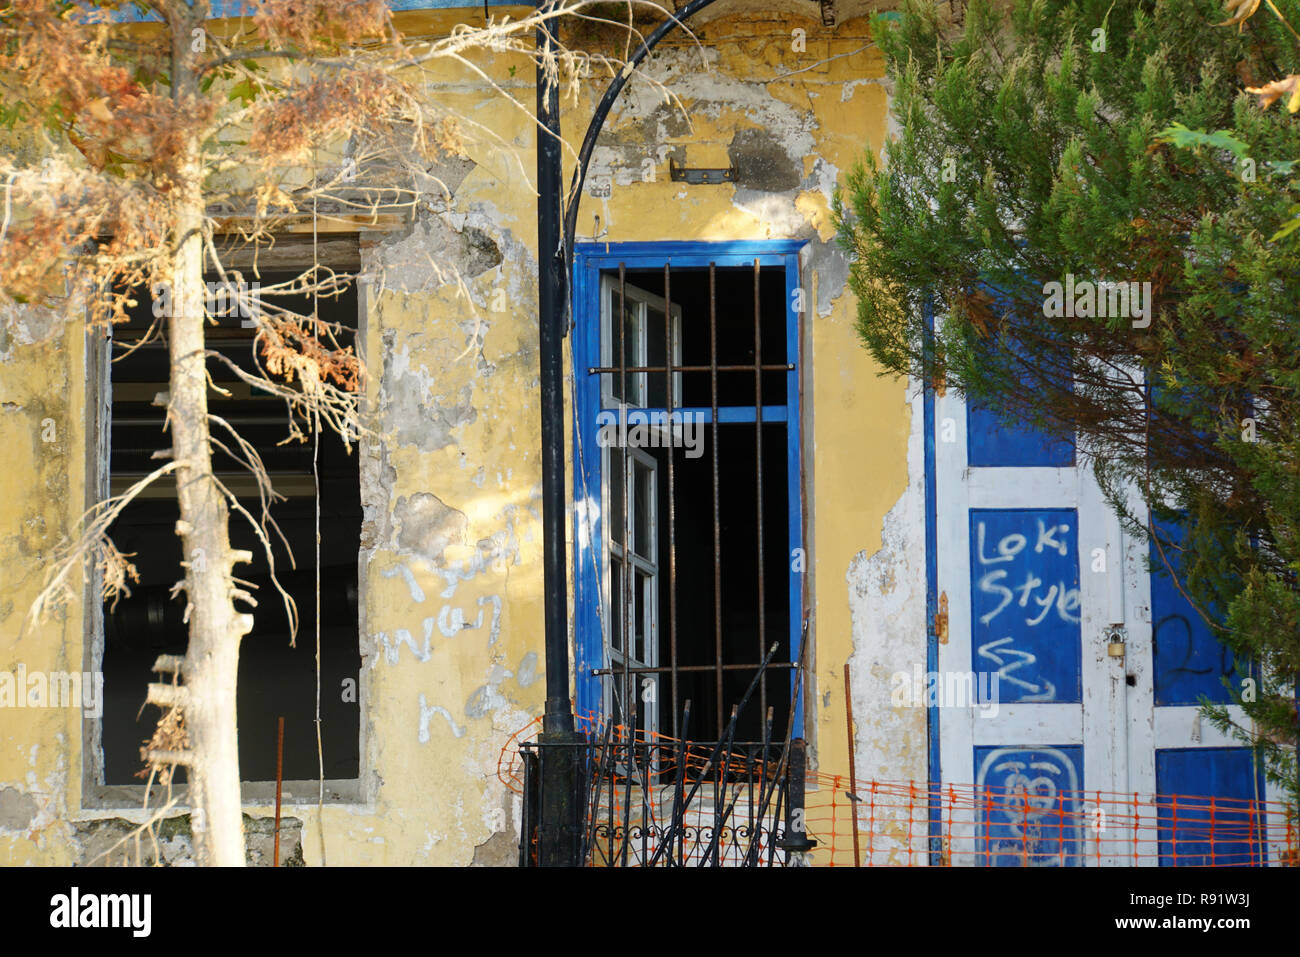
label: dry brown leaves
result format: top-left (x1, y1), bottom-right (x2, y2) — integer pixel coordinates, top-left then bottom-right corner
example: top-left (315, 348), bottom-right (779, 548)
top-left (95, 536), bottom-right (141, 612)
top-left (0, 1), bottom-right (206, 183)
top-left (1246, 75), bottom-right (1300, 112)
top-left (0, 158), bottom-right (170, 325)
top-left (1218, 0), bottom-right (1262, 27)
top-left (258, 313), bottom-right (362, 395)
top-left (248, 69), bottom-right (410, 167)
top-left (137, 704), bottom-right (190, 788)
top-left (252, 0), bottom-right (397, 51)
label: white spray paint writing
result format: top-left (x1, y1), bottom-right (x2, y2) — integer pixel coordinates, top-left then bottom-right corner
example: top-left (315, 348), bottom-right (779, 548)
top-left (418, 696), bottom-right (466, 740)
top-left (378, 595), bottom-right (503, 664)
top-left (973, 519), bottom-right (1081, 702)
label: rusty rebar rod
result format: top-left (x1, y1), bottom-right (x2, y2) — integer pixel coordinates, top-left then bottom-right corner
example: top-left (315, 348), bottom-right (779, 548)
top-left (844, 664), bottom-right (861, 867)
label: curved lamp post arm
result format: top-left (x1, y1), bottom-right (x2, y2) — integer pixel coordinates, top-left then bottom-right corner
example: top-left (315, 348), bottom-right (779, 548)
top-left (561, 0), bottom-right (724, 274)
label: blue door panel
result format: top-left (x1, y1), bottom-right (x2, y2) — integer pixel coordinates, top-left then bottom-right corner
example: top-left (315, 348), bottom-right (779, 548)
top-left (963, 297), bottom-right (1075, 468)
top-left (969, 509), bottom-right (1082, 704)
top-left (967, 402), bottom-right (1076, 467)
top-left (1150, 517), bottom-right (1240, 706)
top-left (974, 745), bottom-right (1083, 866)
top-left (1155, 748), bottom-right (1266, 866)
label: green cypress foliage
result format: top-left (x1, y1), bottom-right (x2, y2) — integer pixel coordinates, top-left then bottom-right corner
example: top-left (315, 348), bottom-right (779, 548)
top-left (836, 0), bottom-right (1300, 809)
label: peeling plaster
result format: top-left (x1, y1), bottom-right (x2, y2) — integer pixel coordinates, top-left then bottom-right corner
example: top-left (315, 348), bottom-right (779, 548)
top-left (72, 815), bottom-right (303, 866)
top-left (0, 300), bottom-right (63, 358)
top-left (372, 215), bottom-right (502, 293)
top-left (516, 651), bottom-right (539, 688)
top-left (728, 128), bottom-right (802, 192)
top-left (0, 786), bottom-right (37, 831)
top-left (382, 345), bottom-right (478, 451)
top-left (394, 492), bottom-right (468, 563)
top-left (845, 381), bottom-right (928, 784)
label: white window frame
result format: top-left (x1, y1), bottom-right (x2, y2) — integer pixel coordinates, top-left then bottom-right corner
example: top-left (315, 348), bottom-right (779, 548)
top-left (599, 276), bottom-right (683, 411)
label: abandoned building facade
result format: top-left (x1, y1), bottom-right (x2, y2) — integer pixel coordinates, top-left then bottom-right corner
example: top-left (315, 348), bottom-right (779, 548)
top-left (0, 1), bottom-right (1284, 866)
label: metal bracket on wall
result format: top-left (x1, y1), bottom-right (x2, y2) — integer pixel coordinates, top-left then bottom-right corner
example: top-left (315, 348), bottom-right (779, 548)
top-left (668, 158), bottom-right (737, 185)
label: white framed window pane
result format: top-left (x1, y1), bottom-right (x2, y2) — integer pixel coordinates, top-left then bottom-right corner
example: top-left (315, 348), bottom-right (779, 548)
top-left (633, 458), bottom-right (654, 562)
top-left (608, 449), bottom-right (624, 545)
top-left (644, 303), bottom-right (682, 408)
top-left (608, 284), bottom-right (626, 403)
top-left (610, 557), bottom-right (624, 653)
top-left (601, 276), bottom-right (680, 410)
top-left (633, 567), bottom-right (647, 662)
top-left (625, 302), bottom-right (645, 406)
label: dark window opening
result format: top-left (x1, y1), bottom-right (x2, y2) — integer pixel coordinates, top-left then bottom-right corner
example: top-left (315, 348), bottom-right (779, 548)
top-left (595, 263), bottom-right (796, 747)
top-left (100, 273), bottom-right (361, 785)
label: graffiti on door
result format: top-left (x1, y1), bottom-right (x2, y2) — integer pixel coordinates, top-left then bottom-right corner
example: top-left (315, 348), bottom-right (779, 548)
top-left (970, 509), bottom-right (1082, 703)
top-left (975, 745), bottom-right (1083, 867)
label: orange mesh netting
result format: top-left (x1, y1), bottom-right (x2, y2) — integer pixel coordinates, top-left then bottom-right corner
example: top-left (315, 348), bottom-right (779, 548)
top-left (499, 715), bottom-right (1299, 867)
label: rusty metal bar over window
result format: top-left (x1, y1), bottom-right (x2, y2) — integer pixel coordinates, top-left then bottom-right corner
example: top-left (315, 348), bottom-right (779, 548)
top-left (587, 257), bottom-right (800, 746)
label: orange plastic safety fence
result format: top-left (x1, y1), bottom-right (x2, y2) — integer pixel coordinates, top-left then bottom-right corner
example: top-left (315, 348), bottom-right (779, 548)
top-left (499, 716), bottom-right (1298, 867)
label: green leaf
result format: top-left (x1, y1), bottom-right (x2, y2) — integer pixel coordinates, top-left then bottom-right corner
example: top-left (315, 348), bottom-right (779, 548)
top-left (1155, 122), bottom-right (1252, 161)
top-left (1269, 206), bottom-right (1300, 241)
top-left (228, 78), bottom-right (259, 106)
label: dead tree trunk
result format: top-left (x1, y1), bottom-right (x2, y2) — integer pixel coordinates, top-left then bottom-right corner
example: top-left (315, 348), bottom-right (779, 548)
top-left (151, 2), bottom-right (249, 866)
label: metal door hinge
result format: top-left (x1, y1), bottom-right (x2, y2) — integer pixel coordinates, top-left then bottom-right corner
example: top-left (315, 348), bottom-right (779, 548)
top-left (934, 592), bottom-right (949, 644)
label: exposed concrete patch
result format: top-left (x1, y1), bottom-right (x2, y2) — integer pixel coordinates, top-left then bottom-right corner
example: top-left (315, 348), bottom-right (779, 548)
top-left (803, 235), bottom-right (850, 318)
top-left (618, 47), bottom-right (819, 155)
top-left (470, 790), bottom-right (517, 867)
top-left (394, 492), bottom-right (468, 563)
top-left (591, 45), bottom-right (820, 191)
top-left (0, 300), bottom-right (63, 358)
top-left (635, 102), bottom-right (693, 141)
top-left (516, 651), bottom-right (539, 687)
top-left (0, 786), bottom-right (38, 830)
top-left (470, 827), bottom-right (516, 866)
top-left (381, 340), bottom-right (478, 451)
top-left (370, 212), bottom-right (503, 296)
top-left (465, 661), bottom-right (513, 720)
top-left (421, 153), bottom-right (479, 205)
top-left (841, 76), bottom-right (890, 103)
top-left (729, 128), bottom-right (801, 192)
top-left (73, 814), bottom-right (304, 866)
top-left (576, 91), bottom-right (692, 187)
top-left (359, 444), bottom-right (398, 552)
top-left (352, 124), bottom-right (478, 205)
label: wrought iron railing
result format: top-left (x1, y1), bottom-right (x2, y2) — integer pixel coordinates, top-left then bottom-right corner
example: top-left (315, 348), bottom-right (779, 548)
top-left (518, 719), bottom-right (817, 867)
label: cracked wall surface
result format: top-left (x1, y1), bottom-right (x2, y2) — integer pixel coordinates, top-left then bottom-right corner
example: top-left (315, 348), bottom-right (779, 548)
top-left (0, 7), bottom-right (917, 866)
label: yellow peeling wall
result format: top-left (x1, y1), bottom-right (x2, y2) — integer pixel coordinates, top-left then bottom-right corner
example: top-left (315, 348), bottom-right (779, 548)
top-left (0, 7), bottom-right (924, 867)
top-left (0, 299), bottom-right (90, 865)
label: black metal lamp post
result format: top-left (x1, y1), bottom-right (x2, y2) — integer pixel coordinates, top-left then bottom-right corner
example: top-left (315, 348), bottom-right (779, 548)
top-left (532, 0), bottom-right (723, 866)
top-left (534, 1), bottom-right (583, 868)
